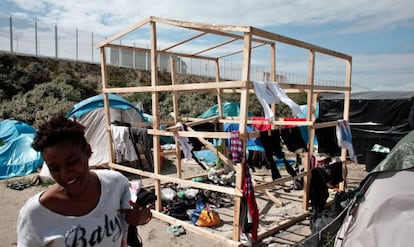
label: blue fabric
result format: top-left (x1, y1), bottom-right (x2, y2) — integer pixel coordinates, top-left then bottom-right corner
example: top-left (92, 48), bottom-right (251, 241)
top-left (0, 119), bottom-right (36, 143)
top-left (193, 149), bottom-right (294, 167)
top-left (223, 123), bottom-right (264, 152)
top-left (0, 120), bottom-right (43, 179)
top-left (66, 93), bottom-right (145, 119)
top-left (298, 104), bottom-right (319, 145)
top-left (198, 101), bottom-right (253, 118)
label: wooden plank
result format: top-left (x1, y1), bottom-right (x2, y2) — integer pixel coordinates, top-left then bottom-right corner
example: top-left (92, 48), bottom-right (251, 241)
top-left (161, 32), bottom-right (207, 51)
top-left (110, 163), bottom-right (242, 197)
top-left (257, 212), bottom-right (309, 240)
top-left (192, 37), bottom-right (238, 56)
top-left (260, 188), bottom-right (284, 206)
top-left (97, 17), bottom-right (150, 48)
top-left (148, 129), bottom-right (231, 139)
top-left (254, 172), bottom-right (308, 191)
top-left (153, 16), bottom-right (251, 33)
top-left (250, 26), bottom-right (351, 60)
top-left (153, 211), bottom-right (242, 247)
top-left (102, 80), bottom-right (246, 93)
top-left (170, 56), bottom-right (182, 178)
top-left (105, 43), bottom-right (217, 61)
top-left (149, 20), bottom-right (163, 212)
top-left (314, 120), bottom-right (338, 129)
top-left (186, 126), bottom-right (237, 171)
top-left (217, 43), bottom-right (266, 59)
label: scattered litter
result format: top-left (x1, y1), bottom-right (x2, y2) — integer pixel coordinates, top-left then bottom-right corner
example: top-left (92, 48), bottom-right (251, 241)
top-left (167, 225), bottom-right (186, 236)
top-left (161, 187), bottom-right (177, 201)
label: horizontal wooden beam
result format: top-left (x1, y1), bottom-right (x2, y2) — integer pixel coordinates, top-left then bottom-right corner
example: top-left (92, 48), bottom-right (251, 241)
top-left (250, 27), bottom-right (351, 60)
top-left (105, 43), bottom-right (216, 61)
top-left (110, 162), bottom-right (242, 197)
top-left (102, 80), bottom-right (246, 93)
top-left (153, 211), bottom-right (243, 247)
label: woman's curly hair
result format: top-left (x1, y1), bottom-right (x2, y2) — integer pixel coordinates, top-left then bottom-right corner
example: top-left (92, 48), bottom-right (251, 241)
top-left (32, 112), bottom-right (88, 152)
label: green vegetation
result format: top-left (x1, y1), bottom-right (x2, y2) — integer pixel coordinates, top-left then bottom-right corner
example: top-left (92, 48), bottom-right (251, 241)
top-left (0, 52), bottom-right (307, 128)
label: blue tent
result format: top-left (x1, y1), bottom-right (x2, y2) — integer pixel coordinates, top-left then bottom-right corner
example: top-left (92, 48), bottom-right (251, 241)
top-left (0, 120), bottom-right (43, 179)
top-left (66, 93), bottom-right (146, 120)
top-left (198, 101), bottom-right (253, 118)
top-left (66, 93), bottom-right (149, 167)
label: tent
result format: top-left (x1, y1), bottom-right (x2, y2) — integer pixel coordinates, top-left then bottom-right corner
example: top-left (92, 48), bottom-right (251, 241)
top-left (66, 93), bottom-right (146, 167)
top-left (0, 119), bottom-right (43, 179)
top-left (197, 101), bottom-right (253, 118)
top-left (334, 130), bottom-right (414, 247)
top-left (317, 91), bottom-right (414, 163)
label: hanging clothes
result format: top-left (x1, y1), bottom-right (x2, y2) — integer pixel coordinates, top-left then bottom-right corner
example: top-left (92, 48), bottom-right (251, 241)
top-left (252, 81), bottom-right (301, 120)
top-left (130, 127), bottom-right (154, 171)
top-left (176, 122), bottom-right (193, 159)
top-left (252, 116), bottom-right (271, 131)
top-left (111, 125), bottom-right (138, 162)
top-left (259, 130), bottom-right (297, 179)
top-left (336, 120), bottom-right (357, 163)
top-left (241, 161), bottom-right (259, 241)
top-left (281, 127), bottom-right (307, 153)
top-left (230, 130), bottom-right (243, 163)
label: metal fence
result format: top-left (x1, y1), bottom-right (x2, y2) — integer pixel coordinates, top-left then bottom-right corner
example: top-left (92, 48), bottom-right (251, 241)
top-left (0, 15), bottom-right (344, 85)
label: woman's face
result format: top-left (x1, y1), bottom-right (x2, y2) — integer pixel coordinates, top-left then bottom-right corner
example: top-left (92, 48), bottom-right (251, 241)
top-left (42, 141), bottom-right (91, 196)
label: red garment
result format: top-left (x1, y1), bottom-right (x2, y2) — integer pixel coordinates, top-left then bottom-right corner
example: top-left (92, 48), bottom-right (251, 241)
top-left (242, 161), bottom-right (259, 240)
top-left (252, 116), bottom-right (271, 131)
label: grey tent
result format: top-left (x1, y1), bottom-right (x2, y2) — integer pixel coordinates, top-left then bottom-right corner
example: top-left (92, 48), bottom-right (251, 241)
top-left (334, 130), bottom-right (414, 246)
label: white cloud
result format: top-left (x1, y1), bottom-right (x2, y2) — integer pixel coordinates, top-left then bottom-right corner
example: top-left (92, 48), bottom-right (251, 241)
top-left (353, 53), bottom-right (414, 90)
top-left (7, 0), bottom-right (414, 35)
top-left (3, 0), bottom-right (414, 91)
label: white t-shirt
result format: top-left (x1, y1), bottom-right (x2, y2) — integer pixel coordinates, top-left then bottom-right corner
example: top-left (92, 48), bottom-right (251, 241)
top-left (17, 169), bottom-right (131, 247)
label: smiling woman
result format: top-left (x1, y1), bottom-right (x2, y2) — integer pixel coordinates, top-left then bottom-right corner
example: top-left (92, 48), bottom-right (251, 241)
top-left (16, 113), bottom-right (152, 247)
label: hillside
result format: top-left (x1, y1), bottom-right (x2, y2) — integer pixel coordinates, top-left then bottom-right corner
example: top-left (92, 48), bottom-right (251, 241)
top-left (0, 52), bottom-right (306, 128)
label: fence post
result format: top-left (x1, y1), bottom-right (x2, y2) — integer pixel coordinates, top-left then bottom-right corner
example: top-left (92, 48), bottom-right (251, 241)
top-left (76, 29), bottom-right (78, 61)
top-left (9, 16), bottom-right (13, 53)
top-left (91, 32), bottom-right (94, 63)
top-left (54, 25), bottom-right (58, 58)
top-left (35, 20), bottom-right (38, 56)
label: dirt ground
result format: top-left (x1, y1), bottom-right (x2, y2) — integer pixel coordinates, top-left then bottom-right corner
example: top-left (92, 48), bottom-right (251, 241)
top-left (0, 159), bottom-right (367, 247)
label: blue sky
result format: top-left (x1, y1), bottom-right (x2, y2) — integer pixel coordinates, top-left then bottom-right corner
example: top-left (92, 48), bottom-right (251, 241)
top-left (1, 0), bottom-right (413, 91)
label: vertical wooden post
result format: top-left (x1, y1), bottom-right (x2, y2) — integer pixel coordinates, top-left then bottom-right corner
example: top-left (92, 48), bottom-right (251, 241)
top-left (150, 20), bottom-right (162, 212)
top-left (270, 43), bottom-right (277, 114)
top-left (170, 56), bottom-right (182, 178)
top-left (215, 59), bottom-right (224, 169)
top-left (303, 50), bottom-right (316, 210)
top-left (233, 30), bottom-right (252, 242)
top-left (339, 57), bottom-right (353, 191)
top-left (100, 47), bottom-right (115, 166)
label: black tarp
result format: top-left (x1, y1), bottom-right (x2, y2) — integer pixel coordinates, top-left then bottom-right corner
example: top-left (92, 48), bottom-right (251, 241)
top-left (317, 91), bottom-right (414, 164)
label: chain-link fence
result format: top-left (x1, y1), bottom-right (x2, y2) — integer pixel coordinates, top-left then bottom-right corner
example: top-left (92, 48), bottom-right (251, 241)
top-left (0, 15), bottom-right (345, 85)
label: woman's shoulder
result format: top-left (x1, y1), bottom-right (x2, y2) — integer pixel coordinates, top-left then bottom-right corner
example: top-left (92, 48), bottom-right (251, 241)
top-left (94, 169), bottom-right (129, 184)
top-left (20, 191), bottom-right (46, 216)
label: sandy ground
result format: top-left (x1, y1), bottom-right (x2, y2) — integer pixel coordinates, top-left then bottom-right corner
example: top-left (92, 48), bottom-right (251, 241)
top-left (0, 159), bottom-right (367, 247)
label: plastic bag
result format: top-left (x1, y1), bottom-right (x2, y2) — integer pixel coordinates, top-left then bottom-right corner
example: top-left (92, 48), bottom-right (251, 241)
top-left (191, 197), bottom-right (220, 227)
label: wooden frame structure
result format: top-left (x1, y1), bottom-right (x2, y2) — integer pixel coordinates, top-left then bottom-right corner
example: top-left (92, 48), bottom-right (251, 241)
top-left (97, 16), bottom-right (352, 246)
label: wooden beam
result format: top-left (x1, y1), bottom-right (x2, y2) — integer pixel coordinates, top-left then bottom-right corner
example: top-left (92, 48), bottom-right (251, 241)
top-left (192, 37), bottom-right (238, 56)
top-left (102, 80), bottom-right (246, 93)
top-left (170, 56), bottom-right (182, 178)
top-left (110, 163), bottom-right (242, 197)
top-left (153, 211), bottom-right (242, 247)
top-left (97, 17), bottom-right (150, 48)
top-left (257, 212), bottom-right (309, 240)
top-left (105, 43), bottom-right (217, 61)
top-left (161, 32), bottom-right (207, 51)
top-left (217, 43), bottom-right (266, 59)
top-left (250, 27), bottom-right (351, 60)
